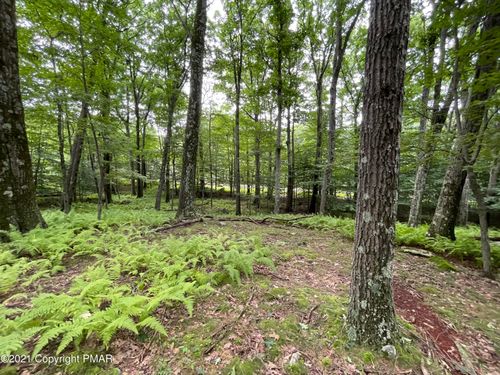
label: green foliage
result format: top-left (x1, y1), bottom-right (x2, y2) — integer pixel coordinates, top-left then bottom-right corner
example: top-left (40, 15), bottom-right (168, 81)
top-left (0, 202), bottom-right (274, 358)
top-left (429, 256), bottom-right (458, 272)
top-left (292, 215), bottom-right (500, 268)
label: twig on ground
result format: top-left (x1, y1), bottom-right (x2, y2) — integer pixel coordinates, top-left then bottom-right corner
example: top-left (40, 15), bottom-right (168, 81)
top-left (203, 289), bottom-right (255, 355)
top-left (304, 303), bottom-right (320, 324)
top-left (152, 217), bottom-right (203, 232)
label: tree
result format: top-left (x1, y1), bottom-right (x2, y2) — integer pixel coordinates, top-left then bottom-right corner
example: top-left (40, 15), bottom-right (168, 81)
top-left (407, 3), bottom-right (462, 227)
top-left (428, 8), bottom-right (499, 240)
top-left (216, 0), bottom-right (258, 215)
top-left (268, 0), bottom-right (294, 214)
top-left (0, 0), bottom-right (46, 234)
top-left (176, 0), bottom-right (208, 219)
top-left (299, 0), bottom-right (335, 214)
top-left (319, 0), bottom-right (364, 214)
top-left (347, 0), bottom-right (410, 346)
top-left (155, 0), bottom-right (190, 210)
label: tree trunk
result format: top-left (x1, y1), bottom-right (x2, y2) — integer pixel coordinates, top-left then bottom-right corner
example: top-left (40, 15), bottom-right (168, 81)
top-left (208, 112), bottom-right (214, 207)
top-left (286, 105), bottom-right (293, 212)
top-left (309, 80), bottom-right (323, 213)
top-left (199, 133), bottom-right (205, 200)
top-left (274, 28), bottom-right (283, 215)
top-left (176, 0), bottom-right (207, 219)
top-left (0, 0), bottom-right (46, 233)
top-left (234, 80), bottom-right (242, 215)
top-left (155, 93), bottom-right (178, 210)
top-left (319, 4), bottom-right (362, 215)
top-left (428, 11), bottom-right (499, 239)
top-left (103, 152), bottom-right (112, 204)
top-left (408, 28), bottom-right (456, 227)
top-left (348, 0), bottom-right (410, 346)
top-left (468, 168), bottom-right (493, 278)
top-left (64, 103), bottom-right (88, 212)
top-left (458, 176), bottom-right (469, 226)
top-left (254, 122), bottom-right (261, 208)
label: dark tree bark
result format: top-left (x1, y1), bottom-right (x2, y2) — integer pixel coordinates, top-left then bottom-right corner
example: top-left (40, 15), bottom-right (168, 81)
top-left (103, 152), bottom-right (112, 204)
top-left (0, 0), bottom-right (46, 233)
top-left (347, 0), bottom-right (410, 346)
top-left (428, 11), bottom-right (499, 240)
top-left (176, 0), bottom-right (207, 219)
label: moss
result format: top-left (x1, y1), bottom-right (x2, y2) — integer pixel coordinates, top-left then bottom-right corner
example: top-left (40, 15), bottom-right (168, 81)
top-left (321, 356), bottom-right (332, 367)
top-left (0, 367), bottom-right (17, 375)
top-left (181, 319), bottom-right (218, 358)
top-left (319, 295), bottom-right (349, 346)
top-left (264, 287), bottom-right (289, 301)
top-left (223, 358), bottom-right (263, 375)
top-left (362, 351), bottom-right (375, 364)
top-left (285, 359), bottom-right (308, 375)
top-left (294, 288), bottom-right (314, 309)
top-left (259, 316), bottom-right (303, 360)
top-left (429, 256), bottom-right (457, 272)
top-left (419, 285), bottom-right (439, 294)
top-left (154, 359), bottom-right (173, 375)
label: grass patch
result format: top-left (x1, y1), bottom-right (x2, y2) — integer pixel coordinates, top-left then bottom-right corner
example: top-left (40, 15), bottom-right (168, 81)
top-left (429, 256), bottom-right (457, 271)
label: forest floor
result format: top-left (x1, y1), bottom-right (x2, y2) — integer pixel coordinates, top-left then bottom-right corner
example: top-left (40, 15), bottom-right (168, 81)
top-left (2, 197), bottom-right (499, 375)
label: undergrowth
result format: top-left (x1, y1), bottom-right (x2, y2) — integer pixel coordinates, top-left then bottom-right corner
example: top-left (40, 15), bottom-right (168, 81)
top-left (0, 198), bottom-right (274, 363)
top-left (292, 216), bottom-right (500, 268)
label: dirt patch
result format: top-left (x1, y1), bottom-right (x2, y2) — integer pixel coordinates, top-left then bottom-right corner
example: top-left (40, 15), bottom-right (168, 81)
top-left (393, 280), bottom-right (462, 373)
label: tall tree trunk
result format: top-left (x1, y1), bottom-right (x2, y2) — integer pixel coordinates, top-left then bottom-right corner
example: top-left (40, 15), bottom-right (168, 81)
top-left (135, 114), bottom-right (143, 198)
top-left (101, 90), bottom-right (112, 205)
top-left (65, 104), bottom-right (88, 212)
top-left (320, 3), bottom-right (363, 215)
top-left (90, 122), bottom-right (105, 220)
top-left (0, 0), bottom-right (46, 233)
top-left (274, 31), bottom-right (283, 215)
top-left (103, 152), bottom-right (112, 204)
top-left (347, 0), bottom-right (410, 346)
top-left (254, 122), bottom-right (261, 208)
top-left (176, 0), bottom-right (207, 219)
top-left (234, 81), bottom-right (242, 215)
top-left (428, 11), bottom-right (499, 240)
top-left (122, 86), bottom-right (136, 196)
top-left (309, 81), bottom-right (323, 213)
top-left (199, 134), bottom-right (205, 200)
top-left (49, 48), bottom-right (69, 212)
top-left (155, 93), bottom-right (178, 210)
top-left (286, 105), bottom-right (293, 212)
top-left (208, 111), bottom-right (214, 207)
top-left (408, 28), bottom-right (456, 227)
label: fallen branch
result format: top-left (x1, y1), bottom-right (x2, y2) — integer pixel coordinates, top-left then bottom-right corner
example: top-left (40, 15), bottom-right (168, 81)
top-left (303, 303), bottom-right (320, 324)
top-left (152, 217), bottom-right (203, 233)
top-left (400, 247), bottom-right (433, 258)
top-left (152, 214), bottom-right (314, 233)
